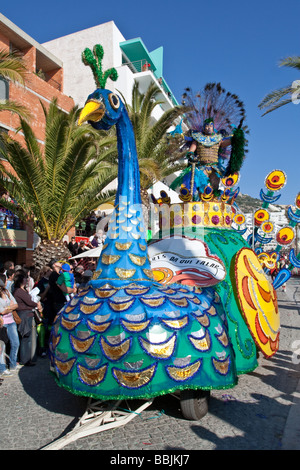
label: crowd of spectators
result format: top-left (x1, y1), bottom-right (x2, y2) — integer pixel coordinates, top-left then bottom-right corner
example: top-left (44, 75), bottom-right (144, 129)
top-left (0, 257), bottom-right (96, 381)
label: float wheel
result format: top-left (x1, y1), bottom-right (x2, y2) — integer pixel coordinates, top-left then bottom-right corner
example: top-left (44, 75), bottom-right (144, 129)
top-left (180, 389), bottom-right (210, 420)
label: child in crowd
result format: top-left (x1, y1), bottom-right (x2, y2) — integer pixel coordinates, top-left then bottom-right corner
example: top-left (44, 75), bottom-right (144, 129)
top-left (57, 263), bottom-right (75, 301)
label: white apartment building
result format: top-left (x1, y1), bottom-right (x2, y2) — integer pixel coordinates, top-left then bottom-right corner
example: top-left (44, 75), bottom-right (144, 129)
top-left (42, 21), bottom-right (178, 120)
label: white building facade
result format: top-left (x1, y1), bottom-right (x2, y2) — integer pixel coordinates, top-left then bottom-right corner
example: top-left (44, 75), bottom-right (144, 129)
top-left (42, 21), bottom-right (178, 119)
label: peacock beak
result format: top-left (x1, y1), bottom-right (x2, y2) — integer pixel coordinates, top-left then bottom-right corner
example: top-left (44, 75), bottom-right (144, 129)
top-left (78, 100), bottom-right (105, 126)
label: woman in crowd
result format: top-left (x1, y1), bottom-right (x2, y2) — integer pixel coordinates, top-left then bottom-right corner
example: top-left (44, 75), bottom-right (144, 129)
top-left (0, 273), bottom-right (20, 375)
top-left (12, 272), bottom-right (42, 367)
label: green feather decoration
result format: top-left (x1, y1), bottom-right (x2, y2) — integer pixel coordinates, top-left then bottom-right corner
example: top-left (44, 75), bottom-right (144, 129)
top-left (225, 128), bottom-right (245, 176)
top-left (82, 44), bottom-right (118, 88)
top-left (170, 166), bottom-right (191, 189)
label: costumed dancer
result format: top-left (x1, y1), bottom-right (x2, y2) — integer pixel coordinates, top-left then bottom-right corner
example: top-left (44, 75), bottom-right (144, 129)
top-left (171, 83), bottom-right (247, 198)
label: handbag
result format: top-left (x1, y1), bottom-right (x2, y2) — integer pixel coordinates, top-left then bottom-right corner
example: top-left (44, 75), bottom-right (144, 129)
top-left (12, 310), bottom-right (21, 325)
top-left (33, 308), bottom-right (43, 325)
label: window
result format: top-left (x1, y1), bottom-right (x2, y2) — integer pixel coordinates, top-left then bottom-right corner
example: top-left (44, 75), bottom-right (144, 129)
top-left (0, 78), bottom-right (9, 102)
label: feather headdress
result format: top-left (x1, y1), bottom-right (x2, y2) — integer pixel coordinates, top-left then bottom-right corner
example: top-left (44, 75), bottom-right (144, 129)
top-left (182, 83), bottom-right (249, 175)
top-left (182, 82), bottom-right (246, 135)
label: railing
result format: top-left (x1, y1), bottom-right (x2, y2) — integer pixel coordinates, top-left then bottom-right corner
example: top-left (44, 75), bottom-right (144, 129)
top-left (120, 60), bottom-right (178, 106)
top-left (35, 70), bottom-right (61, 91)
top-left (121, 59), bottom-right (154, 74)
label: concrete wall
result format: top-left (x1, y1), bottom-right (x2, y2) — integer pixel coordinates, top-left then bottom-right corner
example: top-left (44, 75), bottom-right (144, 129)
top-left (43, 21), bottom-right (129, 107)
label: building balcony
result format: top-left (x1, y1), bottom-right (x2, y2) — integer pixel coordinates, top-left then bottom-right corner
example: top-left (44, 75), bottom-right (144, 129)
top-left (119, 38), bottom-right (178, 112)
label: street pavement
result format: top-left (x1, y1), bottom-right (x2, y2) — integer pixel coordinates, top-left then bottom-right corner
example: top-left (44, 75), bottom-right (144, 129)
top-left (0, 278), bottom-right (300, 451)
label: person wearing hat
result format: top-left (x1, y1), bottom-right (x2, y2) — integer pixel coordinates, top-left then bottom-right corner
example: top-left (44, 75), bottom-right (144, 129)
top-left (56, 263), bottom-right (76, 301)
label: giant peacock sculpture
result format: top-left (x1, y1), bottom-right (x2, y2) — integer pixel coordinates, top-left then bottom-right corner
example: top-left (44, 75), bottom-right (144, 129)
top-left (49, 46), bottom-right (279, 416)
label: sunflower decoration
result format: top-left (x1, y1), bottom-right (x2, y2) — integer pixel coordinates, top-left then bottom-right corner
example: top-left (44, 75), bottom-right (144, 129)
top-left (221, 172), bottom-right (240, 189)
top-left (234, 247), bottom-right (280, 358)
top-left (265, 170), bottom-right (287, 192)
top-left (257, 251), bottom-right (278, 270)
top-left (254, 209), bottom-right (270, 227)
top-left (233, 213), bottom-right (246, 226)
top-left (260, 221), bottom-right (274, 234)
top-left (276, 226), bottom-right (295, 246)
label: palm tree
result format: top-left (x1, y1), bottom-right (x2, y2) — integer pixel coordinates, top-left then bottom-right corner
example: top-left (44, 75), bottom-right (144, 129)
top-left (120, 82), bottom-right (187, 206)
top-left (0, 99), bottom-right (118, 268)
top-left (0, 48), bottom-right (31, 121)
top-left (258, 56), bottom-right (300, 116)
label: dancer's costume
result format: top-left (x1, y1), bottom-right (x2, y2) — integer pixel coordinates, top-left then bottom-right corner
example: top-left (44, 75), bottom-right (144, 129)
top-left (171, 84), bottom-right (246, 197)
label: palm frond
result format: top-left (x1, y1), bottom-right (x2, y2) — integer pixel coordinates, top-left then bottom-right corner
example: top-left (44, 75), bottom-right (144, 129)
top-left (258, 85), bottom-right (293, 109)
top-left (258, 55), bottom-right (300, 116)
top-left (0, 49), bottom-right (28, 85)
top-left (279, 56), bottom-right (300, 70)
top-left (0, 101), bottom-right (31, 122)
top-left (0, 98), bottom-right (118, 241)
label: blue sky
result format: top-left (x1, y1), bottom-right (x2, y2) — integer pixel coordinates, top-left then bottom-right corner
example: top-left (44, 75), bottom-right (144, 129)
top-left (1, 0), bottom-right (300, 205)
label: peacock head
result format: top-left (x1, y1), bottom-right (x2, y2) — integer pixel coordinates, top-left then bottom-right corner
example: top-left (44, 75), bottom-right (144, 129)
top-left (78, 88), bottom-right (123, 130)
top-left (78, 44), bottom-right (121, 130)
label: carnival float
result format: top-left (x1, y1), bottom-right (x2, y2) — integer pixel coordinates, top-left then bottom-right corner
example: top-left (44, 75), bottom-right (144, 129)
top-left (45, 44), bottom-right (298, 448)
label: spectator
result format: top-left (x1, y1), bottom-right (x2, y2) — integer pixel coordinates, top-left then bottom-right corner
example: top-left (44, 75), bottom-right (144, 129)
top-left (22, 266), bottom-right (35, 291)
top-left (77, 240), bottom-right (90, 255)
top-left (36, 266), bottom-right (52, 357)
top-left (48, 260), bottom-right (75, 320)
top-left (12, 272), bottom-right (42, 366)
top-left (74, 265), bottom-right (84, 288)
top-left (1, 260), bottom-right (14, 275)
top-left (89, 234), bottom-right (99, 248)
top-left (78, 270), bottom-right (93, 291)
top-left (6, 268), bottom-right (15, 292)
top-left (47, 260), bottom-right (65, 321)
top-left (57, 263), bottom-right (76, 301)
top-left (68, 236), bottom-right (78, 257)
top-left (0, 274), bottom-right (20, 376)
top-left (0, 314), bottom-right (9, 381)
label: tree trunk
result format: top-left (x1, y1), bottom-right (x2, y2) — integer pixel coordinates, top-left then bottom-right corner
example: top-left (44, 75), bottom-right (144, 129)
top-left (32, 239), bottom-right (71, 270)
top-left (140, 188), bottom-right (150, 231)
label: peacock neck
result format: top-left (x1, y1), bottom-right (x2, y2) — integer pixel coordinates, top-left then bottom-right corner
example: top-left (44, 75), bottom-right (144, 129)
top-left (115, 110), bottom-right (142, 207)
top-left (91, 106), bottom-right (153, 286)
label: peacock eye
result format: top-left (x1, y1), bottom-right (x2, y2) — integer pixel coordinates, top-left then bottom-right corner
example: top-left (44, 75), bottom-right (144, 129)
top-left (108, 93), bottom-right (120, 109)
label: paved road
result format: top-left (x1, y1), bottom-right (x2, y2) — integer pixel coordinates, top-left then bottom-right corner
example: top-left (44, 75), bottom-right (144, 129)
top-left (1, 278), bottom-right (300, 451)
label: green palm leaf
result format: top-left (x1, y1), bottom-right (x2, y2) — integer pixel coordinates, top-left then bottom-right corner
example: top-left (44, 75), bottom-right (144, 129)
top-left (258, 55), bottom-right (300, 115)
top-left (0, 98), bottom-right (117, 242)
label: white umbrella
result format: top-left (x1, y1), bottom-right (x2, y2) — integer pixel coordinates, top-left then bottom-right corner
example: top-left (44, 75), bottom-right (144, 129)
top-left (70, 245), bottom-right (102, 259)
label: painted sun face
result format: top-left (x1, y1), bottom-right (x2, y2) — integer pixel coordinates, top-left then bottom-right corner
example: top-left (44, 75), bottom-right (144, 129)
top-left (233, 213), bottom-right (246, 225)
top-left (265, 170), bottom-right (287, 192)
top-left (295, 192), bottom-right (300, 209)
top-left (221, 172), bottom-right (240, 188)
top-left (179, 185), bottom-right (192, 202)
top-left (257, 251), bottom-right (278, 269)
top-left (276, 226), bottom-right (295, 246)
top-left (152, 267), bottom-right (173, 284)
top-left (254, 209), bottom-right (270, 226)
top-left (200, 185), bottom-right (214, 201)
top-left (261, 221), bottom-right (274, 234)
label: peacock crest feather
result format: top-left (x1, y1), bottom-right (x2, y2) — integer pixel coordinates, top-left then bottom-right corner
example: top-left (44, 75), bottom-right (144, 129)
top-left (82, 44), bottom-right (118, 89)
